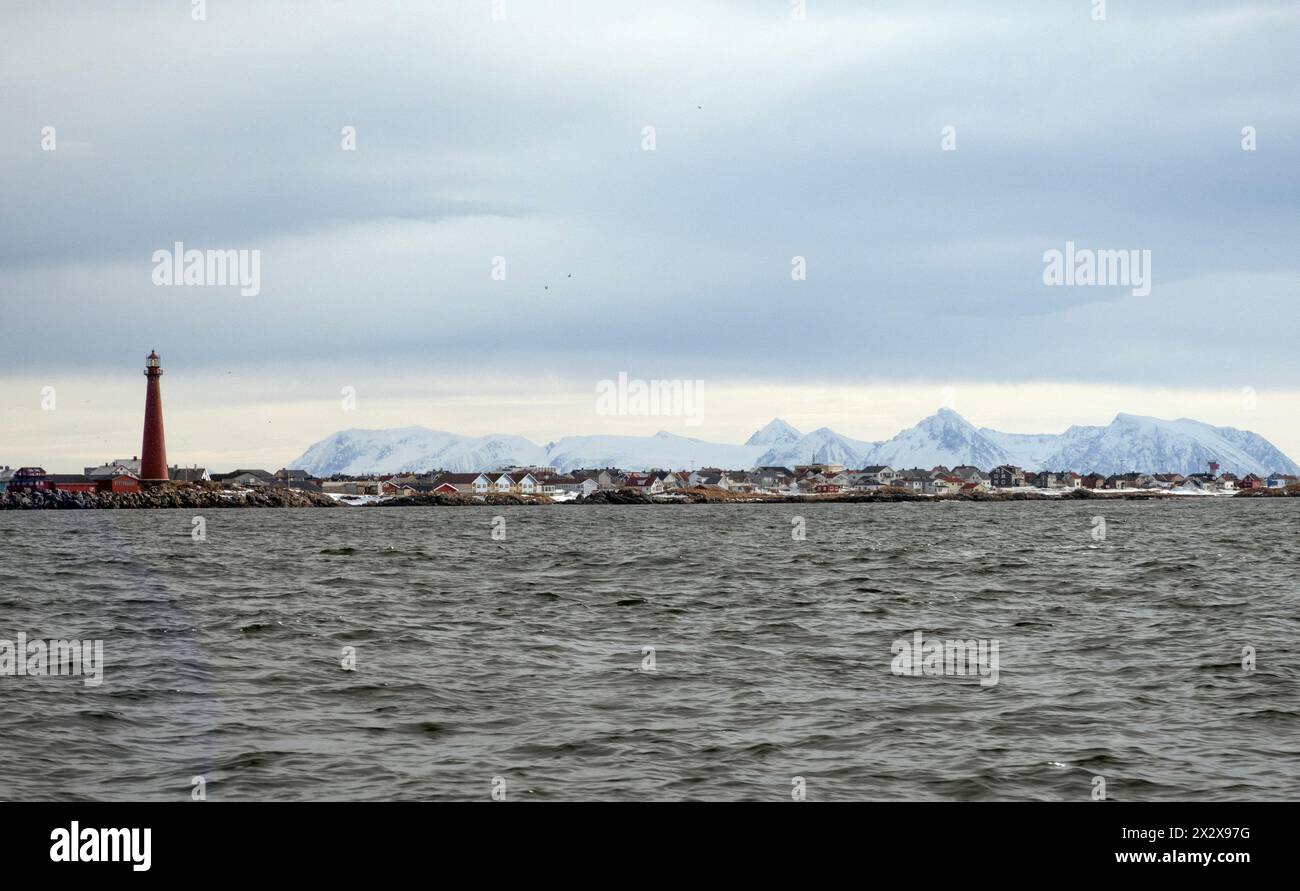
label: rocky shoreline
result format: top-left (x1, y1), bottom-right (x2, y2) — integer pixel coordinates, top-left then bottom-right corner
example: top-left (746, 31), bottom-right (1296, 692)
top-left (578, 487), bottom-right (1169, 505)
top-left (0, 487), bottom-right (337, 510)
top-left (368, 485), bottom-right (1299, 507)
top-left (370, 492), bottom-right (552, 507)
top-left (3, 484), bottom-right (1294, 510)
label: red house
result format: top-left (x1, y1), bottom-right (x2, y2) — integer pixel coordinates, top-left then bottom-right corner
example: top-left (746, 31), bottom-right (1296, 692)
top-left (1239, 473), bottom-right (1264, 490)
top-left (97, 475), bottom-right (141, 494)
top-left (47, 474), bottom-right (97, 494)
top-left (1081, 473), bottom-right (1107, 490)
top-left (9, 467), bottom-right (50, 491)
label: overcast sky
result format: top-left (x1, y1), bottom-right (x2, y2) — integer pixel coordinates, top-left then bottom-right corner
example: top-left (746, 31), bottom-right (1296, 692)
top-left (2, 0), bottom-right (1297, 469)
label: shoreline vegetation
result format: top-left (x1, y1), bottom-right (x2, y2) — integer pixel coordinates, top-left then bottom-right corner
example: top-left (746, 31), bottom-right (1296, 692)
top-left (3, 483), bottom-right (1298, 510)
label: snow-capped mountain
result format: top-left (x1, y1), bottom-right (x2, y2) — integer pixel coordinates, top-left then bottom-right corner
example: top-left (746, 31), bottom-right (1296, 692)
top-left (292, 427), bottom-right (456, 477)
top-left (292, 427), bottom-right (763, 474)
top-left (428, 434), bottom-right (549, 474)
top-left (544, 431), bottom-right (762, 473)
top-left (870, 410), bottom-right (1300, 476)
top-left (976, 428), bottom-right (1064, 470)
top-left (861, 408), bottom-right (1009, 470)
top-left (755, 427), bottom-right (876, 468)
top-left (291, 427), bottom-right (547, 476)
top-left (289, 411), bottom-right (1299, 477)
top-left (745, 418), bottom-right (803, 449)
top-left (1029, 414), bottom-right (1300, 477)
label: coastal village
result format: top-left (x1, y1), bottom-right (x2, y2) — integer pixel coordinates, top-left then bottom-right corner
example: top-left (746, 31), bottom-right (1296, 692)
top-left (3, 458), bottom-right (1297, 506)
top-left (3, 352), bottom-right (1296, 507)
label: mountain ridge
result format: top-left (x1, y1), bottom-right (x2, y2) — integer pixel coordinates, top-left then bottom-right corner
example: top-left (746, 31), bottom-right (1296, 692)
top-left (289, 410), bottom-right (1300, 477)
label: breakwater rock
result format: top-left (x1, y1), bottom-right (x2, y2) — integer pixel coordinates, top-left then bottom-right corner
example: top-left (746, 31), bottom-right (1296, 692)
top-left (0, 487), bottom-right (338, 510)
top-left (577, 486), bottom-right (1184, 505)
top-left (577, 489), bottom-right (658, 505)
top-left (1233, 484), bottom-right (1300, 497)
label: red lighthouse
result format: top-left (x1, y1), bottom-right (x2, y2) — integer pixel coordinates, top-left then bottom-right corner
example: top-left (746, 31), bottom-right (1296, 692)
top-left (141, 351), bottom-right (169, 481)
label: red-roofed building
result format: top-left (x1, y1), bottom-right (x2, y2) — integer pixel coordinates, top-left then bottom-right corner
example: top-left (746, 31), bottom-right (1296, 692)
top-left (96, 475), bottom-right (141, 494)
top-left (623, 474), bottom-right (664, 494)
top-left (432, 473), bottom-right (491, 494)
top-left (47, 474), bottom-right (97, 494)
top-left (9, 468), bottom-right (50, 492)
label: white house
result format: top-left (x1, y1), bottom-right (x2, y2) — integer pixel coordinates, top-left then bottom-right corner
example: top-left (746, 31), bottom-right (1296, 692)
top-left (509, 472), bottom-right (539, 495)
top-left (435, 473), bottom-right (492, 494)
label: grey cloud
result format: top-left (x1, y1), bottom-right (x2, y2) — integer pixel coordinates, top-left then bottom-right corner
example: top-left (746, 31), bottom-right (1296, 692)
top-left (1, 0), bottom-right (1296, 388)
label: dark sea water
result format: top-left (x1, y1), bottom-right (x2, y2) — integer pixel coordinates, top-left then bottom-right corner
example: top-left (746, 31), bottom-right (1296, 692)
top-left (1, 500), bottom-right (1297, 801)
